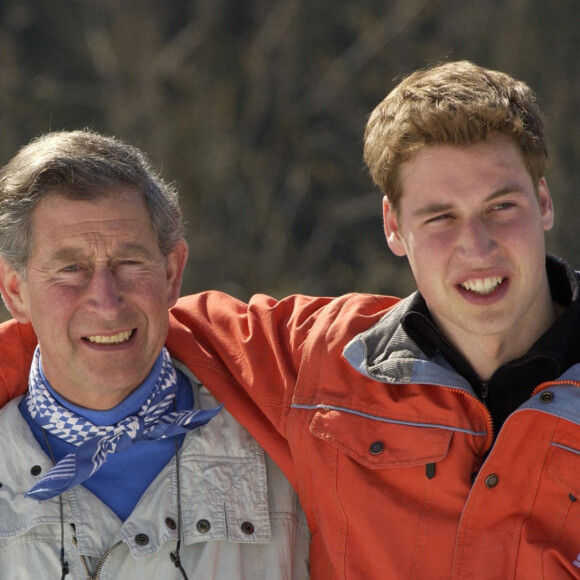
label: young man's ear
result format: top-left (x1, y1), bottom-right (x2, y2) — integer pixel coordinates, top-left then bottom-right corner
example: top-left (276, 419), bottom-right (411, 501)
top-left (0, 259), bottom-right (31, 323)
top-left (537, 177), bottom-right (554, 231)
top-left (383, 196), bottom-right (407, 257)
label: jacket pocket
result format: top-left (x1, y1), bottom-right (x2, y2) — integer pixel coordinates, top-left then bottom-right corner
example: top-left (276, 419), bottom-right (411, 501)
top-left (309, 407), bottom-right (452, 469)
top-left (514, 440), bottom-right (580, 579)
top-left (548, 442), bottom-right (580, 497)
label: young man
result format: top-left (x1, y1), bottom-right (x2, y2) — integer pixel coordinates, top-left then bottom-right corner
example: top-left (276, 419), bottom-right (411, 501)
top-left (3, 62), bottom-right (580, 579)
top-left (0, 131), bottom-right (309, 579)
top-left (168, 61), bottom-right (580, 579)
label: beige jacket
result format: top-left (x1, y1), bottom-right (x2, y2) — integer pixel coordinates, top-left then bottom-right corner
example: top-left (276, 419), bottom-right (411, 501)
top-left (0, 362), bottom-right (310, 579)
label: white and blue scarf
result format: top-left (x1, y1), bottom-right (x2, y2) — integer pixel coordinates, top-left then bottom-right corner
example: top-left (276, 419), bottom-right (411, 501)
top-left (22, 347), bottom-right (221, 500)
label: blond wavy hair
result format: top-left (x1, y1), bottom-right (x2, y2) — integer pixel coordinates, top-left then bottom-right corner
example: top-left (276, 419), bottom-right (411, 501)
top-left (364, 61), bottom-right (548, 212)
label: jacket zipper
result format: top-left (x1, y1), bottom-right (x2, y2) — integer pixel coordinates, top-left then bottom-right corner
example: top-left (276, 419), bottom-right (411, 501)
top-left (444, 385), bottom-right (495, 450)
top-left (423, 379), bottom-right (580, 486)
top-left (468, 378), bottom-right (580, 460)
top-left (72, 537), bottom-right (123, 580)
top-left (531, 378), bottom-right (580, 396)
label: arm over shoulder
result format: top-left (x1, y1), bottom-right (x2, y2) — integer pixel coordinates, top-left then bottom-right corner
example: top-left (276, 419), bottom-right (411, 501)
top-left (166, 291), bottom-right (397, 476)
top-left (0, 320), bottom-right (36, 408)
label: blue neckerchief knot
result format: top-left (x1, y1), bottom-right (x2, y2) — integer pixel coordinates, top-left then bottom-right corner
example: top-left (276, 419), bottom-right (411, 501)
top-left (22, 347), bottom-right (221, 500)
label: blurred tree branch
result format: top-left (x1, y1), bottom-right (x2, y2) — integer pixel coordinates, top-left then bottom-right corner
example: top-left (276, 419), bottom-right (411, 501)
top-left (0, 0), bottom-right (578, 324)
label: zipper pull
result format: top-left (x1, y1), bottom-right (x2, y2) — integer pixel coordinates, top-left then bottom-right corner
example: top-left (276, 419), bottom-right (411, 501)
top-left (426, 462), bottom-right (436, 479)
top-left (481, 381), bottom-right (488, 402)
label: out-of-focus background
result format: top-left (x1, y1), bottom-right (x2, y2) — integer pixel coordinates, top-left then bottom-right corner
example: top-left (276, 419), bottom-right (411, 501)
top-left (1, 0), bottom-right (580, 320)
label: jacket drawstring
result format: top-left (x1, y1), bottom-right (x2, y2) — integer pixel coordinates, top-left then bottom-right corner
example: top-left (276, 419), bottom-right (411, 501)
top-left (170, 434), bottom-right (189, 579)
top-left (43, 426), bottom-right (190, 579)
top-left (41, 428), bottom-right (70, 579)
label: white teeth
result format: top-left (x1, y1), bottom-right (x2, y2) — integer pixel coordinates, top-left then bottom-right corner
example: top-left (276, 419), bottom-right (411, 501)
top-left (87, 330), bottom-right (133, 344)
top-left (460, 277), bottom-right (504, 295)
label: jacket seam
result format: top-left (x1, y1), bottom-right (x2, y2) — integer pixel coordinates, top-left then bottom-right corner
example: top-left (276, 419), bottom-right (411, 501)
top-left (291, 403), bottom-right (487, 436)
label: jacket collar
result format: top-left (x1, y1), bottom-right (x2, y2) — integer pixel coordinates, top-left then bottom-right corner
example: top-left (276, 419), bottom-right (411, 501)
top-left (401, 255), bottom-right (580, 381)
top-left (343, 293), bottom-right (473, 392)
top-left (343, 255), bottom-right (580, 395)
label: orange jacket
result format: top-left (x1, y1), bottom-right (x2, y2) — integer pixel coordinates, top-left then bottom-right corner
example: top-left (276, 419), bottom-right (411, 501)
top-left (3, 291), bottom-right (580, 579)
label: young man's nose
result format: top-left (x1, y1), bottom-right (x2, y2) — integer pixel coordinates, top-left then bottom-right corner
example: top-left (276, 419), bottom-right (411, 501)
top-left (457, 218), bottom-right (498, 259)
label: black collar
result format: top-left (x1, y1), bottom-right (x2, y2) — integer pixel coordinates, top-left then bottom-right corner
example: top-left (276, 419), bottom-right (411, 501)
top-left (402, 255), bottom-right (580, 432)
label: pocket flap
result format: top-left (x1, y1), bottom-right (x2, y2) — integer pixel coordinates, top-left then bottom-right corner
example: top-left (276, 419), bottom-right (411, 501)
top-left (310, 408), bottom-right (452, 469)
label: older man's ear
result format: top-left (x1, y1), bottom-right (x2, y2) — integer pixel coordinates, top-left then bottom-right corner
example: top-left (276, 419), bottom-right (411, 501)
top-left (0, 259), bottom-right (30, 324)
top-left (164, 238), bottom-right (189, 309)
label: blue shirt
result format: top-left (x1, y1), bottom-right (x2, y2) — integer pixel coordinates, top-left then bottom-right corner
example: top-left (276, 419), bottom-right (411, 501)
top-left (21, 352), bottom-right (194, 521)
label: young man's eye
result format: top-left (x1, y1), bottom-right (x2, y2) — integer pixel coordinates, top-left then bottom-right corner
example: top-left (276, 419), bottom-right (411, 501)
top-left (426, 213), bottom-right (453, 224)
top-left (490, 202), bottom-right (517, 213)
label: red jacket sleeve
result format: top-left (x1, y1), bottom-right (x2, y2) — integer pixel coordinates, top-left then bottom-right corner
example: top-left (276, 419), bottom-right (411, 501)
top-left (166, 291), bottom-right (335, 486)
top-left (0, 320), bottom-right (37, 407)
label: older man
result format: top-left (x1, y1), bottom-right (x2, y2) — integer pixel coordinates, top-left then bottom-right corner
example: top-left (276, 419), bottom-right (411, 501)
top-left (0, 131), bottom-right (309, 579)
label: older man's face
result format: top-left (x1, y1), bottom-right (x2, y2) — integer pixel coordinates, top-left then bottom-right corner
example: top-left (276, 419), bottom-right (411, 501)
top-left (1, 189), bottom-right (187, 409)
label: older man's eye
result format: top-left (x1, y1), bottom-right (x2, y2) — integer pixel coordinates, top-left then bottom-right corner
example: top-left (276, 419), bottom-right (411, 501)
top-left (115, 260), bottom-right (145, 269)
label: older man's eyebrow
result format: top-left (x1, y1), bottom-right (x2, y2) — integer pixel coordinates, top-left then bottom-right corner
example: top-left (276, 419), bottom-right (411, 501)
top-left (48, 247), bottom-right (87, 263)
top-left (48, 243), bottom-right (158, 264)
top-left (113, 243), bottom-right (159, 259)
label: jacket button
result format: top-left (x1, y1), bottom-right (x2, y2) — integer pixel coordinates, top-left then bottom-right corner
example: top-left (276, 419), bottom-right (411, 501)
top-left (369, 441), bottom-right (385, 455)
top-left (165, 517), bottom-right (177, 530)
top-left (540, 391), bottom-right (554, 403)
top-left (30, 465), bottom-right (42, 476)
top-left (134, 534), bottom-right (149, 546)
top-left (196, 519), bottom-right (211, 533)
top-left (241, 521), bottom-right (255, 535)
top-left (485, 474), bottom-right (499, 488)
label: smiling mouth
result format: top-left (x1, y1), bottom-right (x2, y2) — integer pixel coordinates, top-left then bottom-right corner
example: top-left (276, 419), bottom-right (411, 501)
top-left (84, 330), bottom-right (134, 345)
top-left (460, 276), bottom-right (504, 295)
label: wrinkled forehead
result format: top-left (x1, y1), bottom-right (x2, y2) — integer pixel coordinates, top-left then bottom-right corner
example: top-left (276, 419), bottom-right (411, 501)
top-left (29, 189), bottom-right (157, 255)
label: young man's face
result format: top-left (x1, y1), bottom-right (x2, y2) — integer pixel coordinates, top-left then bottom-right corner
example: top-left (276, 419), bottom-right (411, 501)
top-left (384, 135), bottom-right (554, 351)
top-left (0, 189), bottom-right (188, 409)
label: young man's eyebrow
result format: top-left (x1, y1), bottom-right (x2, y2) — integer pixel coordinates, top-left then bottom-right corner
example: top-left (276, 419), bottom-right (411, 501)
top-left (413, 202), bottom-right (453, 217)
top-left (412, 185), bottom-right (526, 217)
top-left (484, 185), bottom-right (526, 201)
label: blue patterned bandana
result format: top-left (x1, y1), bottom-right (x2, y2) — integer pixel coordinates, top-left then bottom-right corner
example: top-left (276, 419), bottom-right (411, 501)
top-left (22, 347), bottom-right (221, 500)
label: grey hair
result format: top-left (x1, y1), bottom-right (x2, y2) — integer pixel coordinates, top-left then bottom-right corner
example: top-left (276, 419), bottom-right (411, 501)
top-left (0, 130), bottom-right (184, 273)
